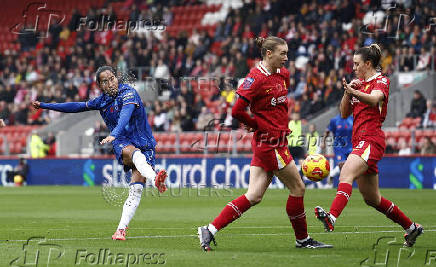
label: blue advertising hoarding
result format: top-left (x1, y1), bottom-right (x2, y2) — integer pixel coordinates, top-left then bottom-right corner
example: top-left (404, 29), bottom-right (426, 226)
top-left (0, 156), bottom-right (435, 189)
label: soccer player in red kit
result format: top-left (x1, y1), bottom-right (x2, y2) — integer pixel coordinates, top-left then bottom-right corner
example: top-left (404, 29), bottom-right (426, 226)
top-left (197, 36), bottom-right (332, 251)
top-left (314, 44), bottom-right (423, 247)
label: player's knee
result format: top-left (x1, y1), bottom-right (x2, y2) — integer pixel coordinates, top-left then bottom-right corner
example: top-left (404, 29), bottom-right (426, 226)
top-left (291, 183), bottom-right (305, 196)
top-left (338, 173), bottom-right (354, 184)
top-left (363, 197), bottom-right (377, 207)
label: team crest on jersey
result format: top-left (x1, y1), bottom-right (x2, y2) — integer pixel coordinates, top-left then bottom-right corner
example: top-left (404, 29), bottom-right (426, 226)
top-left (242, 77), bottom-right (254, 89)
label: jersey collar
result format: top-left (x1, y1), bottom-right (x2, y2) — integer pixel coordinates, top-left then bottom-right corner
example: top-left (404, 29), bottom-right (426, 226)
top-left (365, 72), bottom-right (381, 82)
top-left (257, 61), bottom-right (272, 76)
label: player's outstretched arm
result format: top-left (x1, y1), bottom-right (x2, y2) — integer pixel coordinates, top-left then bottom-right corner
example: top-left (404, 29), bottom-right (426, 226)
top-left (32, 101), bottom-right (89, 113)
top-left (100, 103), bottom-right (135, 145)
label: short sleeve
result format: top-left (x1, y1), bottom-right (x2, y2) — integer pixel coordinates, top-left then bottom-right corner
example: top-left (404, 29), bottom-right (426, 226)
top-left (373, 76), bottom-right (390, 100)
top-left (86, 95), bottom-right (104, 110)
top-left (121, 88), bottom-right (140, 106)
top-left (236, 75), bottom-right (260, 103)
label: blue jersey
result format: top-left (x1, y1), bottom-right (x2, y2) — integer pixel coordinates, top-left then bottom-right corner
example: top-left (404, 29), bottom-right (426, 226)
top-left (327, 114), bottom-right (353, 158)
top-left (86, 84), bottom-right (156, 150)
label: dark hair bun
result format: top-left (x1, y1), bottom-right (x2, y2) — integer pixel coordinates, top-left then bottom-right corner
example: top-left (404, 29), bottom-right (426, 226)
top-left (255, 37), bottom-right (265, 49)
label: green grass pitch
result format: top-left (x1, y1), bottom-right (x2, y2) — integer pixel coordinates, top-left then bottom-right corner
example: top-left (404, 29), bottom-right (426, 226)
top-left (1, 186), bottom-right (435, 267)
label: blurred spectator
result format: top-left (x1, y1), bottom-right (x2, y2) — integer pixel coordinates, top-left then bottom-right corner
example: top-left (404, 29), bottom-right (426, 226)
top-left (420, 137), bottom-right (435, 155)
top-left (45, 132), bottom-right (57, 156)
top-left (197, 107), bottom-right (214, 131)
top-left (13, 157), bottom-right (28, 184)
top-left (306, 123), bottom-right (320, 155)
top-left (221, 83), bottom-right (236, 104)
top-left (406, 90), bottom-right (427, 120)
top-left (385, 138), bottom-right (398, 155)
top-left (220, 107), bottom-right (238, 130)
top-left (423, 100), bottom-right (436, 128)
top-left (287, 112), bottom-right (304, 162)
top-left (398, 139), bottom-right (411, 155)
top-left (416, 48), bottom-right (431, 71)
top-left (30, 132), bottom-right (49, 158)
top-left (153, 105), bottom-right (168, 132)
top-left (94, 121), bottom-right (110, 155)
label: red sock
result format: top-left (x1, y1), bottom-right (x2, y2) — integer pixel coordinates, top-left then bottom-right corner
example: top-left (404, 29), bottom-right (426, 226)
top-left (329, 183), bottom-right (352, 218)
top-left (376, 196), bottom-right (413, 230)
top-left (211, 195), bottom-right (251, 230)
top-left (286, 195), bottom-right (308, 240)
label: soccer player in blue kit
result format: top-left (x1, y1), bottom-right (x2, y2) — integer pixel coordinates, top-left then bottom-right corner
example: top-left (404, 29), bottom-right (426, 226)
top-left (326, 113), bottom-right (353, 181)
top-left (32, 66), bottom-right (168, 240)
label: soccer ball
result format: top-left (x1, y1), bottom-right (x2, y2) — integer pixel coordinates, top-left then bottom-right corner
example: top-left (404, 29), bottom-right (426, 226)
top-left (301, 154), bottom-right (330, 182)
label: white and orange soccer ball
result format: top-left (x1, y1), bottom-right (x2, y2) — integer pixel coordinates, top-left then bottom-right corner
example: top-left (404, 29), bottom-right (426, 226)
top-left (301, 154), bottom-right (330, 182)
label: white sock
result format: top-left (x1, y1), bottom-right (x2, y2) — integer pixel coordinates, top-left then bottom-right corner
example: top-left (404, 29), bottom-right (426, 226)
top-left (406, 223), bottom-right (416, 234)
top-left (208, 223), bottom-right (218, 236)
top-left (132, 150), bottom-right (156, 184)
top-left (117, 183), bottom-right (144, 229)
top-left (330, 214), bottom-right (337, 224)
top-left (297, 235), bottom-right (310, 243)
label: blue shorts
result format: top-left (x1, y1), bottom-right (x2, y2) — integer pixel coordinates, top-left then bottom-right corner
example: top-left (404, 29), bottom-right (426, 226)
top-left (112, 137), bottom-right (156, 172)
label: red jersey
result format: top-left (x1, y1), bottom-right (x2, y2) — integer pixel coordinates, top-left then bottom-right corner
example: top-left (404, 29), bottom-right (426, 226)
top-left (351, 73), bottom-right (390, 143)
top-left (236, 62), bottom-right (290, 144)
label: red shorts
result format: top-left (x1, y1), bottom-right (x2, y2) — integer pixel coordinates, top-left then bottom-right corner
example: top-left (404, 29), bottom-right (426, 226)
top-left (251, 140), bottom-right (293, 172)
top-left (350, 136), bottom-right (385, 174)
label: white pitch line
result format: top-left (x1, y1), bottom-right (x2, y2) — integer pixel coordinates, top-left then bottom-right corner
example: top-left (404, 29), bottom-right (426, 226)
top-left (3, 229), bottom-right (435, 243)
top-left (12, 225), bottom-right (433, 231)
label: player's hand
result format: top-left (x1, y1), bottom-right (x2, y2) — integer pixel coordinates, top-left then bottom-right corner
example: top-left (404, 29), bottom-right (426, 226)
top-left (349, 79), bottom-right (362, 89)
top-left (32, 101), bottom-right (41, 109)
top-left (342, 78), bottom-right (355, 95)
top-left (244, 124), bottom-right (255, 132)
top-left (100, 135), bottom-right (116, 145)
top-left (338, 161), bottom-right (345, 170)
top-left (0, 119), bottom-right (5, 127)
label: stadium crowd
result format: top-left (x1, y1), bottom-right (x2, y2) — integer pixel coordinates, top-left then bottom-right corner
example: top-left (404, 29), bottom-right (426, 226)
top-left (0, 0), bottom-right (435, 154)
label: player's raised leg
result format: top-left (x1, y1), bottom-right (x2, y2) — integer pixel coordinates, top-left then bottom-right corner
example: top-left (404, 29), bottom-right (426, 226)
top-left (198, 166), bottom-right (271, 251)
top-left (123, 145), bottom-right (167, 193)
top-left (357, 173), bottom-right (423, 247)
top-left (315, 154), bottom-right (367, 232)
top-left (275, 160), bottom-right (332, 248)
top-left (112, 168), bottom-right (144, 240)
